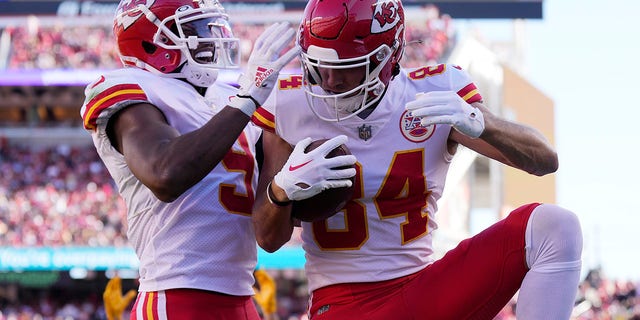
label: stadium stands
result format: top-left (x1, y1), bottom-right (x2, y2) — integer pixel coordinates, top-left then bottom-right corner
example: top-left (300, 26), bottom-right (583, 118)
top-left (0, 143), bottom-right (127, 247)
top-left (1, 9), bottom-right (454, 71)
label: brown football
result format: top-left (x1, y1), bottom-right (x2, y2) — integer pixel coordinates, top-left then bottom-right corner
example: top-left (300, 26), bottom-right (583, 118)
top-left (291, 139), bottom-right (356, 222)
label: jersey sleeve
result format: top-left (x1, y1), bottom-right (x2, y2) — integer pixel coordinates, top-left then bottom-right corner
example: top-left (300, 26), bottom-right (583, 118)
top-left (251, 74), bottom-right (303, 134)
top-left (406, 64), bottom-right (483, 105)
top-left (80, 73), bottom-right (150, 132)
top-left (447, 64), bottom-right (483, 104)
top-left (252, 104), bottom-right (276, 134)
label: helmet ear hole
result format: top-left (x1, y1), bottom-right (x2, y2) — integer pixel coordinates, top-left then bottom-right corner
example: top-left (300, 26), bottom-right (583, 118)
top-left (141, 41), bottom-right (157, 54)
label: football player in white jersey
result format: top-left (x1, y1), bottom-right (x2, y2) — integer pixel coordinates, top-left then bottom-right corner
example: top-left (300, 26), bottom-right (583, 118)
top-left (81, 0), bottom-right (355, 319)
top-left (251, 0), bottom-right (583, 319)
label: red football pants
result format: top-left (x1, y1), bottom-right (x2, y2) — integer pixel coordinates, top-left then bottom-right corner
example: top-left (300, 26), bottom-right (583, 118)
top-left (131, 288), bottom-right (260, 320)
top-left (309, 203), bottom-right (539, 320)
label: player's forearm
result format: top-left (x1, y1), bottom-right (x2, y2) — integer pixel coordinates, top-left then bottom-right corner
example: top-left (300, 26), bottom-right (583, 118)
top-left (142, 107), bottom-right (251, 201)
top-left (480, 109), bottom-right (558, 176)
top-left (252, 195), bottom-right (295, 252)
top-left (252, 132), bottom-right (296, 251)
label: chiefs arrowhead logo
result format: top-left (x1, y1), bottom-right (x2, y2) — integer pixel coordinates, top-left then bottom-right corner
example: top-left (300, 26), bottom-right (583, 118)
top-left (372, 0), bottom-right (401, 34)
top-left (114, 0), bottom-right (155, 31)
top-left (399, 109), bottom-right (435, 143)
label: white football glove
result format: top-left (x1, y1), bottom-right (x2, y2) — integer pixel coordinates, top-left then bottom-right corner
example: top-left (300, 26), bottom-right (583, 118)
top-left (274, 135), bottom-right (357, 201)
top-left (228, 22), bottom-right (301, 116)
top-left (405, 91), bottom-right (485, 138)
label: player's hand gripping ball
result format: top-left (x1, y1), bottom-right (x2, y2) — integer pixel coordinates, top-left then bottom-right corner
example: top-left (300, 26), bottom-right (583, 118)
top-left (291, 139), bottom-right (355, 222)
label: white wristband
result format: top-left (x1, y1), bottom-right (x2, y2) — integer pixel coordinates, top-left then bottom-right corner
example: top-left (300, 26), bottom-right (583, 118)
top-left (228, 96), bottom-right (257, 117)
top-left (266, 181), bottom-right (292, 207)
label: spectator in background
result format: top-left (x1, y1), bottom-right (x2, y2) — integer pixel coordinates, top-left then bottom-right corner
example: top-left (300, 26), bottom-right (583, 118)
top-left (5, 23), bottom-right (120, 69)
top-left (253, 269), bottom-right (278, 320)
top-left (0, 143), bottom-right (128, 247)
top-left (402, 5), bottom-right (456, 68)
top-left (103, 276), bottom-right (136, 320)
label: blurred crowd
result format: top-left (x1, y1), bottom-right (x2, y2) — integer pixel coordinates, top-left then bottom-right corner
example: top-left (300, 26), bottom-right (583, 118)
top-left (0, 268), bottom-right (637, 320)
top-left (0, 289), bottom-right (105, 320)
top-left (2, 18), bottom-right (120, 70)
top-left (0, 7), bottom-right (455, 127)
top-left (0, 5), bottom-right (455, 71)
top-left (495, 268), bottom-right (640, 320)
top-left (572, 269), bottom-right (640, 320)
top-left (0, 138), bottom-right (302, 249)
top-left (0, 139), bottom-right (128, 247)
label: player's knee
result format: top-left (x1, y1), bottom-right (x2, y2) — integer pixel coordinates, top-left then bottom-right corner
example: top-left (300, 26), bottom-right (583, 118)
top-left (527, 204), bottom-right (583, 267)
top-left (544, 204), bottom-right (582, 253)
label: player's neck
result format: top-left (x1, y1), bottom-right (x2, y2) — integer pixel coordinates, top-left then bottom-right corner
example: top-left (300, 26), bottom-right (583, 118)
top-left (357, 106), bottom-right (376, 119)
top-left (179, 78), bottom-right (208, 97)
top-left (357, 89), bottom-right (387, 119)
top-left (194, 85), bottom-right (207, 97)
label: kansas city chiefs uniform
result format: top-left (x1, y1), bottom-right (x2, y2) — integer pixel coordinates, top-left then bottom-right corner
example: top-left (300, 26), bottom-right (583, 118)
top-left (252, 64), bottom-right (482, 292)
top-left (81, 67), bottom-right (260, 296)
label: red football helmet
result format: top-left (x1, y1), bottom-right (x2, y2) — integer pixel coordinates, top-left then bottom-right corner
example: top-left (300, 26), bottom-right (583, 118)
top-left (298, 0), bottom-right (405, 121)
top-left (113, 0), bottom-right (240, 87)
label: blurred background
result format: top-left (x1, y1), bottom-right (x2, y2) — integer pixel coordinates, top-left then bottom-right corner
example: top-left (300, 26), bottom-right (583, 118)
top-left (0, 0), bottom-right (637, 319)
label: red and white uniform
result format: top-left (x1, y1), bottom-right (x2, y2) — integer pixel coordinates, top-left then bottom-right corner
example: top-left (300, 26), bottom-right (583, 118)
top-left (253, 64), bottom-right (482, 292)
top-left (82, 68), bottom-right (260, 296)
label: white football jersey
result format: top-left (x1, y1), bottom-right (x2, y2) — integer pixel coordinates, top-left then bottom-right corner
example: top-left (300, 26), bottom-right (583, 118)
top-left (253, 64), bottom-right (483, 291)
top-left (81, 68), bottom-right (261, 296)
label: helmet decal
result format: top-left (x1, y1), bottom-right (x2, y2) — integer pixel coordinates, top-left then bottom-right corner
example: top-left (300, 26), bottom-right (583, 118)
top-left (115, 0), bottom-right (155, 31)
top-left (372, 0), bottom-right (401, 34)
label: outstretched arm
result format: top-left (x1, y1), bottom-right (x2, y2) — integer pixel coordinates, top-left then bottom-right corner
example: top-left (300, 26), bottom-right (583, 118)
top-left (406, 91), bottom-right (557, 176)
top-left (451, 101), bottom-right (558, 176)
top-left (109, 104), bottom-right (252, 202)
top-left (107, 22), bottom-right (299, 202)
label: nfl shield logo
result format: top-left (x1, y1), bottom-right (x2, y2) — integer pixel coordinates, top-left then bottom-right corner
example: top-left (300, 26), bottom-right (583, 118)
top-left (358, 124), bottom-right (372, 141)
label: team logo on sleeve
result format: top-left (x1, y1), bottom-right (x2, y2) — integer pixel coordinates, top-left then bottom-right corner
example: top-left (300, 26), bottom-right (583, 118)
top-left (372, 0), bottom-right (401, 33)
top-left (399, 110), bottom-right (435, 143)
